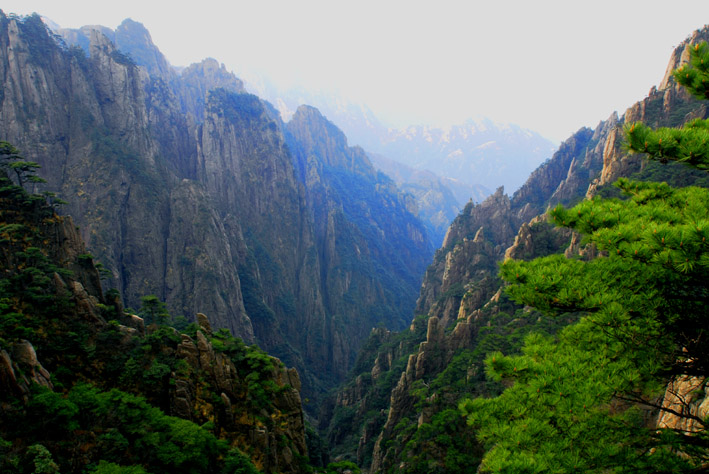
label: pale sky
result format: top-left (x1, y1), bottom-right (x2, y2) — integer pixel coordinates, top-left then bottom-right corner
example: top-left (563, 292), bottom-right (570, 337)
top-left (3, 0), bottom-right (709, 143)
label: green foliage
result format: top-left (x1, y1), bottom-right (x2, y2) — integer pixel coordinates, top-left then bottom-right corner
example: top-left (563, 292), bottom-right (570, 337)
top-left (90, 461), bottom-right (150, 474)
top-left (325, 460), bottom-right (361, 474)
top-left (674, 42), bottom-right (709, 100)
top-left (461, 181), bottom-right (709, 471)
top-left (390, 409), bottom-right (480, 474)
top-left (139, 295), bottom-right (170, 325)
top-left (305, 424), bottom-right (328, 468)
top-left (17, 384), bottom-right (223, 474)
top-left (0, 141), bottom-right (46, 190)
top-left (27, 443), bottom-right (60, 474)
top-left (625, 118), bottom-right (709, 170)
top-left (461, 49), bottom-right (709, 471)
top-left (221, 448), bottom-right (262, 474)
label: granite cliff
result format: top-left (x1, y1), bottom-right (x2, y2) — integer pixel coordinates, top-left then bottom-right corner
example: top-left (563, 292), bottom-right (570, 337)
top-left (0, 13), bottom-right (433, 408)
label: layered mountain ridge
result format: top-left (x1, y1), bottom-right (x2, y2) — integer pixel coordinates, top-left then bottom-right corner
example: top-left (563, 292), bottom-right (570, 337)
top-left (5, 9), bottom-right (709, 474)
top-left (247, 77), bottom-right (556, 196)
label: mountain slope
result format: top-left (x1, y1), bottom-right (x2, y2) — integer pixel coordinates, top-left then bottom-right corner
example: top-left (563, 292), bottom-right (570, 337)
top-left (325, 24), bottom-right (709, 472)
top-left (0, 166), bottom-right (309, 473)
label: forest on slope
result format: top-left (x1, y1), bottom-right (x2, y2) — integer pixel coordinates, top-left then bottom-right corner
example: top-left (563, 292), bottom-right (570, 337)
top-left (0, 145), bottom-right (311, 473)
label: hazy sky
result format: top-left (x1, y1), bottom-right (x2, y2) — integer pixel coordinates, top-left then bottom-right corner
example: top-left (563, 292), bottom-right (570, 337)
top-left (4, 1), bottom-right (709, 142)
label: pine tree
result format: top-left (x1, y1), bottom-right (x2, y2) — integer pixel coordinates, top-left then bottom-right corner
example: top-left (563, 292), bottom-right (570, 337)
top-left (461, 41), bottom-right (709, 472)
top-left (0, 141), bottom-right (45, 190)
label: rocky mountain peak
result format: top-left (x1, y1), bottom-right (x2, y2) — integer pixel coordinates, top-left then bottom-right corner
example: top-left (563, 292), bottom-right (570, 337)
top-left (114, 18), bottom-right (174, 79)
top-left (88, 27), bottom-right (117, 57)
top-left (287, 104), bottom-right (373, 175)
top-left (180, 57), bottom-right (245, 91)
top-left (177, 57), bottom-right (245, 120)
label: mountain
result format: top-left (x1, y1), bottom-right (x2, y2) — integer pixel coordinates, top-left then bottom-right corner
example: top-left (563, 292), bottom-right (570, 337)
top-left (245, 76), bottom-right (479, 246)
top-left (369, 120), bottom-right (556, 193)
top-left (285, 105), bottom-right (432, 337)
top-left (249, 80), bottom-right (556, 194)
top-left (249, 76), bottom-right (554, 247)
top-left (324, 24), bottom-right (709, 473)
top-left (367, 151), bottom-right (490, 246)
top-left (0, 12), bottom-right (433, 411)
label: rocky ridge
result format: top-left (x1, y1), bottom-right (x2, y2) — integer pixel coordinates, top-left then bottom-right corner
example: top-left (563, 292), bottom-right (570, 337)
top-left (326, 24), bottom-right (709, 473)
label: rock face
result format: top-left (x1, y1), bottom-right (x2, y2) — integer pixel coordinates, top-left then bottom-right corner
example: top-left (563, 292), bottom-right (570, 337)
top-left (656, 375), bottom-right (709, 435)
top-left (0, 13), bottom-right (433, 407)
top-left (0, 182), bottom-right (310, 473)
top-left (286, 106), bottom-right (433, 337)
top-left (1, 341), bottom-right (53, 399)
top-left (416, 187), bottom-right (515, 327)
top-left (171, 318), bottom-right (307, 474)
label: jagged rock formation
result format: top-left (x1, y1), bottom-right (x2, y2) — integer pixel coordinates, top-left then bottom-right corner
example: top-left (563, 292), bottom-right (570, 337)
top-left (0, 13), bottom-right (433, 406)
top-left (170, 315), bottom-right (308, 473)
top-left (326, 24), bottom-right (709, 473)
top-left (656, 375), bottom-right (709, 435)
top-left (415, 187), bottom-right (515, 327)
top-left (0, 340), bottom-right (54, 401)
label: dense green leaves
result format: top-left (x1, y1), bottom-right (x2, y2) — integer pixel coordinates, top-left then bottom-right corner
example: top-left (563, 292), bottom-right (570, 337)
top-left (462, 183), bottom-right (709, 471)
top-left (19, 384), bottom-right (224, 474)
top-left (625, 119), bottom-right (709, 170)
top-left (674, 42), bottom-right (709, 100)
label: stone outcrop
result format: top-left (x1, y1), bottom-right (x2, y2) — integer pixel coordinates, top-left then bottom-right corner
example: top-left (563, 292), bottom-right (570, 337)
top-left (369, 314), bottom-right (479, 472)
top-left (0, 341), bottom-right (53, 401)
top-left (416, 187), bottom-right (513, 326)
top-left (656, 375), bottom-right (709, 434)
top-left (172, 315), bottom-right (307, 474)
top-left (586, 27), bottom-right (709, 195)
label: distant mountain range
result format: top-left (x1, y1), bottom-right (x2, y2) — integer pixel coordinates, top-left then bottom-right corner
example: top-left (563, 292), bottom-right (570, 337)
top-left (245, 77), bottom-right (557, 196)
